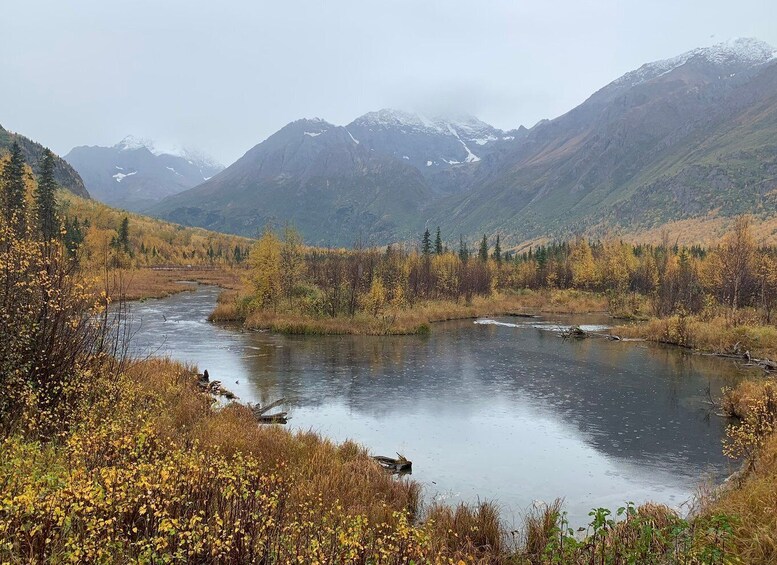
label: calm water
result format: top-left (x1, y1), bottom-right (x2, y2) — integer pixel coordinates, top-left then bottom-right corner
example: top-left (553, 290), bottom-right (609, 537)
top-left (128, 285), bottom-right (749, 527)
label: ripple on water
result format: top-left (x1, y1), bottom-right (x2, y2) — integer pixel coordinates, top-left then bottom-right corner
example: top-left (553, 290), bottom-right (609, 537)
top-left (127, 291), bottom-right (746, 528)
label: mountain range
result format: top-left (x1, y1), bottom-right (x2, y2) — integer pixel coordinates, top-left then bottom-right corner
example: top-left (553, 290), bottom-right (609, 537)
top-left (68, 38), bottom-right (777, 247)
top-left (64, 137), bottom-right (223, 211)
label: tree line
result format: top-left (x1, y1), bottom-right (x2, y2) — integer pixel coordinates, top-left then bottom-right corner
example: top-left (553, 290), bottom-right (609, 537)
top-left (247, 219), bottom-right (777, 324)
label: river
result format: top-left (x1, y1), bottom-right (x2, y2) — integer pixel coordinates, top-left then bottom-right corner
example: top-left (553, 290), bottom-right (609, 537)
top-left (127, 284), bottom-right (748, 527)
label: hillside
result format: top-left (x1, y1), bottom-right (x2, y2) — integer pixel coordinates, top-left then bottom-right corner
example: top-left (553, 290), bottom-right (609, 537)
top-left (58, 191), bottom-right (252, 270)
top-left (148, 38), bottom-right (777, 247)
top-left (439, 38), bottom-right (777, 244)
top-left (0, 124), bottom-right (89, 198)
top-left (65, 136), bottom-right (223, 212)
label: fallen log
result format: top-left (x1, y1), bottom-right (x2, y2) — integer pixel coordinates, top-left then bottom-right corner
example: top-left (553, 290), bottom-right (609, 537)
top-left (372, 453), bottom-right (412, 474)
top-left (560, 326), bottom-right (588, 339)
top-left (250, 400), bottom-right (289, 424)
top-left (256, 412), bottom-right (289, 424)
top-left (254, 398), bottom-right (287, 415)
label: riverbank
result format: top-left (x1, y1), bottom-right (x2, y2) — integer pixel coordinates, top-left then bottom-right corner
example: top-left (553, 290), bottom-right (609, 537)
top-left (210, 289), bottom-right (609, 335)
top-left (101, 266), bottom-right (244, 301)
top-left (612, 313), bottom-right (777, 361)
top-left (2, 355), bottom-right (755, 563)
top-left (2, 358), bottom-right (476, 563)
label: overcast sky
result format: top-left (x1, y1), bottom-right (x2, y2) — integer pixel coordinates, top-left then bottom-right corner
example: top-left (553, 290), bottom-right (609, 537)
top-left (2, 0), bottom-right (776, 164)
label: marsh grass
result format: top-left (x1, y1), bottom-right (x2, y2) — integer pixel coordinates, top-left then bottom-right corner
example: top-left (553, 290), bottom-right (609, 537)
top-left (708, 433), bottom-right (777, 564)
top-left (423, 501), bottom-right (504, 561)
top-left (106, 267), bottom-right (244, 301)
top-left (212, 289), bottom-right (608, 335)
top-left (614, 312), bottom-right (777, 359)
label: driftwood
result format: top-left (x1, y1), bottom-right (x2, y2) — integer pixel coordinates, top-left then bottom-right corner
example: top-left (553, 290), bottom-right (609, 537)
top-left (193, 371), bottom-right (238, 401)
top-left (738, 356), bottom-right (777, 372)
top-left (256, 412), bottom-right (288, 424)
top-left (559, 327), bottom-right (631, 341)
top-left (704, 350), bottom-right (777, 372)
top-left (560, 326), bottom-right (588, 339)
top-left (251, 399), bottom-right (289, 424)
top-left (372, 453), bottom-right (412, 474)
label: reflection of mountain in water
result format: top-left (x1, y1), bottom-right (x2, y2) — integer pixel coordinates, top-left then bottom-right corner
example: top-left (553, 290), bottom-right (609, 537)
top-left (126, 286), bottom-right (746, 494)
top-left (237, 318), bottom-right (743, 478)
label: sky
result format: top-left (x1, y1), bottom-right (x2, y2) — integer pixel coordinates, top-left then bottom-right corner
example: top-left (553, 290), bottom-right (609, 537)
top-left (2, 0), bottom-right (776, 165)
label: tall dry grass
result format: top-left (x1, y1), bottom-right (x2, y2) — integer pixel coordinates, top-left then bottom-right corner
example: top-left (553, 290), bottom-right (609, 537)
top-left (217, 289), bottom-right (609, 336)
top-left (614, 313), bottom-right (777, 359)
top-left (706, 431), bottom-right (777, 564)
top-left (423, 501), bottom-right (505, 562)
top-left (103, 267), bottom-right (244, 301)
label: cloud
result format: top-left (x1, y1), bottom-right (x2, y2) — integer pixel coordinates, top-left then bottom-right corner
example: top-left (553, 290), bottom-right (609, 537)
top-left (1, 0), bottom-right (775, 164)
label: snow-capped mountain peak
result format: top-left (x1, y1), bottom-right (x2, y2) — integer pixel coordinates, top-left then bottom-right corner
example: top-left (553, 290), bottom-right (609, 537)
top-left (116, 135), bottom-right (155, 152)
top-left (352, 109), bottom-right (440, 132)
top-left (114, 135), bottom-right (223, 169)
top-left (613, 37), bottom-right (776, 90)
top-left (350, 108), bottom-right (501, 138)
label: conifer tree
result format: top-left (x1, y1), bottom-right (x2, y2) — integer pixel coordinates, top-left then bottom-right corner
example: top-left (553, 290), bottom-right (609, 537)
top-left (35, 149), bottom-right (59, 242)
top-left (63, 217), bottom-right (84, 258)
top-left (458, 235), bottom-right (469, 263)
top-left (2, 142), bottom-right (27, 237)
top-left (422, 229), bottom-right (431, 255)
top-left (493, 234), bottom-right (502, 263)
top-left (116, 216), bottom-right (131, 254)
top-left (478, 234), bottom-right (488, 262)
top-left (434, 227), bottom-right (443, 255)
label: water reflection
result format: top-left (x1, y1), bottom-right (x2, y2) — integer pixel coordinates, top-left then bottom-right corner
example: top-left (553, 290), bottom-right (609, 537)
top-left (128, 286), bottom-right (752, 527)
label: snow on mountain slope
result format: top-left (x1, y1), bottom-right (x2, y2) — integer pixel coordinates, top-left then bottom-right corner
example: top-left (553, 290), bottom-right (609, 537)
top-left (612, 38), bottom-right (777, 90)
top-left (65, 137), bottom-right (224, 211)
top-left (345, 109), bottom-right (517, 180)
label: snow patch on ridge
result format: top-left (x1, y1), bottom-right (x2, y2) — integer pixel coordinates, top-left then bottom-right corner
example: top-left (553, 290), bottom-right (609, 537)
top-left (447, 125), bottom-right (481, 163)
top-left (345, 128), bottom-right (360, 144)
top-left (112, 171), bottom-right (137, 182)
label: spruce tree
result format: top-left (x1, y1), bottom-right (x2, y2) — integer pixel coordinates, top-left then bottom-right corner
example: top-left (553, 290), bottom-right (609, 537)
top-left (434, 226), bottom-right (443, 255)
top-left (478, 234), bottom-right (488, 262)
top-left (35, 148), bottom-right (59, 242)
top-left (493, 234), bottom-right (502, 263)
top-left (64, 217), bottom-right (84, 257)
top-left (117, 216), bottom-right (131, 254)
top-left (2, 142), bottom-right (27, 237)
top-left (421, 229), bottom-right (431, 255)
top-left (458, 235), bottom-right (469, 263)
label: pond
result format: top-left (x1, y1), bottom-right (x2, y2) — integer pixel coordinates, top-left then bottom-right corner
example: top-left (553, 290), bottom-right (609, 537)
top-left (127, 285), bottom-right (748, 527)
